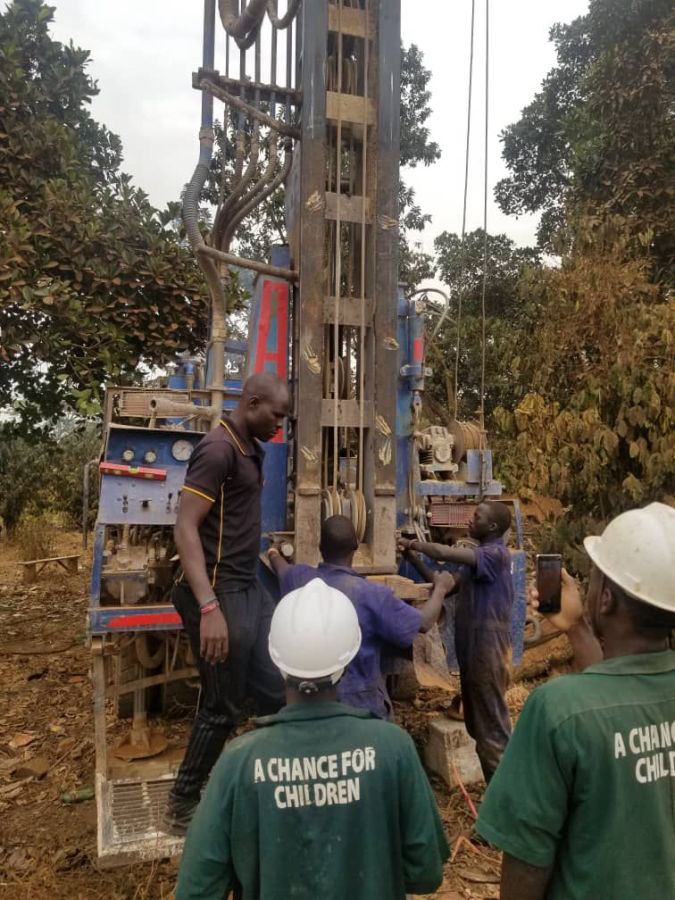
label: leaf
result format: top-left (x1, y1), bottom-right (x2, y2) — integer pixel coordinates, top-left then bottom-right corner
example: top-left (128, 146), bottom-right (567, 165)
top-left (9, 733), bottom-right (36, 750)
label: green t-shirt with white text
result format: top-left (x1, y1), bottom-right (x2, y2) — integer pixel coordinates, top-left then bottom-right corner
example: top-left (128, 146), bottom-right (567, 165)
top-left (176, 702), bottom-right (449, 900)
top-left (477, 650), bottom-right (675, 899)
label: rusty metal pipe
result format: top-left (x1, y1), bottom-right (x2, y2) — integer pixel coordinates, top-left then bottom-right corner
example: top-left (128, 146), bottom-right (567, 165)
top-left (184, 0), bottom-right (226, 428)
top-left (201, 79), bottom-right (300, 139)
top-left (197, 244), bottom-right (298, 281)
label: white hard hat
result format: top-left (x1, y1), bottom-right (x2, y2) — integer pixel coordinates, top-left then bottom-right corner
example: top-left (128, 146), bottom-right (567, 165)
top-left (269, 578), bottom-right (362, 681)
top-left (584, 502), bottom-right (675, 612)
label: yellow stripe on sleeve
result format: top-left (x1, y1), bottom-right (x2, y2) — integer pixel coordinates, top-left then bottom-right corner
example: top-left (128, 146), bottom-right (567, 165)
top-left (182, 485), bottom-right (216, 504)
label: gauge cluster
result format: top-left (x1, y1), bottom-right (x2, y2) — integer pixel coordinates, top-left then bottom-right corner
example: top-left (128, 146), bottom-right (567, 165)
top-left (107, 427), bottom-right (199, 468)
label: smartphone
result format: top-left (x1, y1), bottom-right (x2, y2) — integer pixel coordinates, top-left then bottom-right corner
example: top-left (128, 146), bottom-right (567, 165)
top-left (536, 554), bottom-right (562, 614)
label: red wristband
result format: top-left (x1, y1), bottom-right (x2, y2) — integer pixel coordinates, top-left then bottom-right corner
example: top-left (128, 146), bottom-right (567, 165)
top-left (200, 600), bottom-right (218, 615)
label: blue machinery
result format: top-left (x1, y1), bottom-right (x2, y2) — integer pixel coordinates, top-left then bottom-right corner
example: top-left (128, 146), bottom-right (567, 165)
top-left (89, 0), bottom-right (526, 864)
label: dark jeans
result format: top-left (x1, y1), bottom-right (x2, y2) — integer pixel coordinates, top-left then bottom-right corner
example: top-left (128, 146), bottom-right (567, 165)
top-left (455, 620), bottom-right (512, 783)
top-left (170, 580), bottom-right (285, 804)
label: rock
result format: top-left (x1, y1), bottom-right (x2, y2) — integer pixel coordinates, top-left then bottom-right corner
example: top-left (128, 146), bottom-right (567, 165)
top-left (425, 717), bottom-right (483, 787)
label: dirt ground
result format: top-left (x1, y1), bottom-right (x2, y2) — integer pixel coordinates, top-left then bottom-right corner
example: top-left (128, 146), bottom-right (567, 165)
top-left (0, 530), bottom-right (571, 899)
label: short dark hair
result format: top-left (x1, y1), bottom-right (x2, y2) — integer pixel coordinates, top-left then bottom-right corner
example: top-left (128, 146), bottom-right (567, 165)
top-left (483, 501), bottom-right (512, 537)
top-left (320, 515), bottom-right (358, 561)
top-left (618, 588), bottom-right (675, 636)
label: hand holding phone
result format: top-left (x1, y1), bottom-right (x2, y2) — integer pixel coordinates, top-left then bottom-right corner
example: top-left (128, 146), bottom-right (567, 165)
top-left (536, 554), bottom-right (562, 614)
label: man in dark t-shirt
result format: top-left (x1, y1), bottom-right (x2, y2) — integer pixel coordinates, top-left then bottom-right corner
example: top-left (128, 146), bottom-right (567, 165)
top-left (163, 372), bottom-right (291, 834)
top-left (399, 501), bottom-right (515, 782)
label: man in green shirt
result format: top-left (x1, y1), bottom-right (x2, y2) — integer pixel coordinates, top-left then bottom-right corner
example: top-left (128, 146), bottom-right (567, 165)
top-left (476, 502), bottom-right (675, 900)
top-left (176, 578), bottom-right (450, 900)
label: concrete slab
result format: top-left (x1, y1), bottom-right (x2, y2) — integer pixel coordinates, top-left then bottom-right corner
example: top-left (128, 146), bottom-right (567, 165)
top-left (425, 717), bottom-right (483, 787)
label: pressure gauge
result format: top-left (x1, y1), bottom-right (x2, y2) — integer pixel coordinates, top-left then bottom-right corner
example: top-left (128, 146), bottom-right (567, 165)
top-left (143, 449), bottom-right (158, 464)
top-left (171, 439), bottom-right (194, 462)
top-left (122, 448), bottom-right (135, 462)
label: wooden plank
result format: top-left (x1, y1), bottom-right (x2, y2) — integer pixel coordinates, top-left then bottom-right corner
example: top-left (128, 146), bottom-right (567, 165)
top-left (323, 296), bottom-right (373, 326)
top-left (321, 399), bottom-right (374, 429)
top-left (116, 666), bottom-right (199, 697)
top-left (327, 4), bottom-right (369, 37)
top-left (325, 192), bottom-right (372, 224)
top-left (326, 91), bottom-right (375, 127)
top-left (20, 554), bottom-right (80, 565)
top-left (91, 639), bottom-right (108, 778)
top-left (367, 574), bottom-right (432, 601)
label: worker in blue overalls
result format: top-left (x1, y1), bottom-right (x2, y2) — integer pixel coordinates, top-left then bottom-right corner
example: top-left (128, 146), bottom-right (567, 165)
top-left (269, 515), bottom-right (454, 720)
top-left (398, 501), bottom-right (514, 783)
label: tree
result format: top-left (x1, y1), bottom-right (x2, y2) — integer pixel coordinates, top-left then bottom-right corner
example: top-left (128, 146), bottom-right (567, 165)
top-left (489, 0), bottom-right (674, 559)
top-left (427, 230), bottom-right (539, 420)
top-left (0, 0), bottom-right (209, 434)
top-left (496, 0), bottom-right (673, 272)
top-left (0, 419), bottom-right (101, 532)
top-left (492, 221), bottom-right (674, 566)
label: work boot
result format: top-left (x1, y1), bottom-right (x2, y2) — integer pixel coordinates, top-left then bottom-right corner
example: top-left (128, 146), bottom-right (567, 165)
top-left (161, 794), bottom-right (198, 836)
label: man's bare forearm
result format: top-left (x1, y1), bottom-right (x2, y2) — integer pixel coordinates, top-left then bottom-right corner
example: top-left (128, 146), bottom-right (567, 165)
top-left (175, 521), bottom-right (215, 605)
top-left (419, 580), bottom-right (450, 632)
top-left (405, 549), bottom-right (436, 583)
top-left (410, 540), bottom-right (476, 567)
top-left (268, 550), bottom-right (290, 577)
top-left (500, 853), bottom-right (552, 900)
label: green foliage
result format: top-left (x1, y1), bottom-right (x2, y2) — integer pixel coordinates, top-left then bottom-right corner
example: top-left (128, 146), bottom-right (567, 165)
top-left (428, 229), bottom-right (540, 419)
top-left (489, 0), bottom-right (674, 556)
top-left (493, 221), bottom-right (674, 542)
top-left (496, 0), bottom-right (674, 265)
top-left (400, 44), bottom-right (441, 169)
top-left (0, 422), bottom-right (101, 532)
top-left (0, 0), bottom-right (209, 433)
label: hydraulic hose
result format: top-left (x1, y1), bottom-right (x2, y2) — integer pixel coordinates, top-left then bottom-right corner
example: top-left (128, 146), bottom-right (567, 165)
top-left (214, 124), bottom-right (261, 250)
top-left (219, 0), bottom-right (267, 42)
top-left (266, 0), bottom-right (302, 29)
top-left (184, 0), bottom-right (226, 427)
top-left (221, 141), bottom-right (291, 250)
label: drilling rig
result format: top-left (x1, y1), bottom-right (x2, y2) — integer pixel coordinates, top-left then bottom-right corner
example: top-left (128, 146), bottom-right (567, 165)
top-left (87, 0), bottom-right (526, 865)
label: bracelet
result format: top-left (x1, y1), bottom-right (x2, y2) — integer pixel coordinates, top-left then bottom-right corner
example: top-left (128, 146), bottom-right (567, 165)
top-left (200, 600), bottom-right (218, 616)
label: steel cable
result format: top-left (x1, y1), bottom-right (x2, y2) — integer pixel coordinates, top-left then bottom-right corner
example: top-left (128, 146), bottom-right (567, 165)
top-left (453, 0), bottom-right (476, 420)
top-left (479, 0), bottom-right (489, 438)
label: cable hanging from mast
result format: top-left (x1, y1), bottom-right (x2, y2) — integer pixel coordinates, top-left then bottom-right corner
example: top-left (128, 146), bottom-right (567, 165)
top-left (453, 0), bottom-right (476, 422)
top-left (479, 0), bottom-right (490, 439)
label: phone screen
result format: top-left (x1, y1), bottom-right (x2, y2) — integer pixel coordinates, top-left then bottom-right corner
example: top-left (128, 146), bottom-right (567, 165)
top-left (536, 554), bottom-right (562, 614)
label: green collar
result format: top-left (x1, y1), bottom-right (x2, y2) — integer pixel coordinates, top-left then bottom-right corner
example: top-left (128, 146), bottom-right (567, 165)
top-left (584, 649), bottom-right (675, 676)
top-left (255, 701), bottom-right (373, 727)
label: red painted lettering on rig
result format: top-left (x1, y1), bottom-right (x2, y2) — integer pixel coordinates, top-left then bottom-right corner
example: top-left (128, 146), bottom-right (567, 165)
top-left (255, 280), bottom-right (289, 443)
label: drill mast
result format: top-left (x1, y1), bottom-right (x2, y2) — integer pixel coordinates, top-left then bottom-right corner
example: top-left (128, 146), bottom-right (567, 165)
top-left (189, 0), bottom-right (401, 570)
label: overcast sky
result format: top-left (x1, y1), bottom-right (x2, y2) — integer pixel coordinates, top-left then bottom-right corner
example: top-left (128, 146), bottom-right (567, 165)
top-left (42, 0), bottom-right (590, 270)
